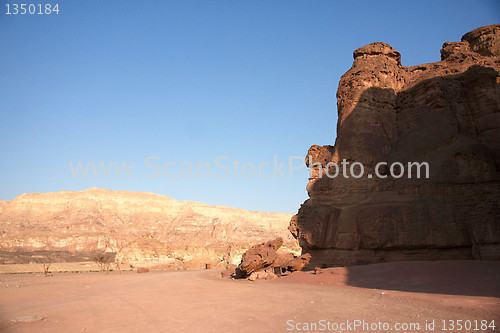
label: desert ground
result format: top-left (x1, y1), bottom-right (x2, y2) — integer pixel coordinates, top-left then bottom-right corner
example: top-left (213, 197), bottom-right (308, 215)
top-left (1, 260), bottom-right (499, 332)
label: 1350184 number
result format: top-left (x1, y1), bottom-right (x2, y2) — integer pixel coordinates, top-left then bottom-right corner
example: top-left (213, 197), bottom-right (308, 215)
top-left (441, 319), bottom-right (496, 331)
top-left (5, 3), bottom-right (60, 15)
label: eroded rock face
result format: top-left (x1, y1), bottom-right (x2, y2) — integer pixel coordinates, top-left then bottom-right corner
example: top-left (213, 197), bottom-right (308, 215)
top-left (292, 24), bottom-right (500, 267)
top-left (0, 188), bottom-right (299, 267)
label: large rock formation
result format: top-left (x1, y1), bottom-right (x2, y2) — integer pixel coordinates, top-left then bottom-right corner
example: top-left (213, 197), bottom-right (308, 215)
top-left (290, 25), bottom-right (500, 267)
top-left (0, 188), bottom-right (299, 267)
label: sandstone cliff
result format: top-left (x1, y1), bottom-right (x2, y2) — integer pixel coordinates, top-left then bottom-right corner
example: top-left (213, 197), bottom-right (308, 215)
top-left (290, 25), bottom-right (500, 267)
top-left (0, 188), bottom-right (298, 268)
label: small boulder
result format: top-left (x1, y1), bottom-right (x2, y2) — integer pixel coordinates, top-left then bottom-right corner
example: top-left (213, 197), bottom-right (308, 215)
top-left (273, 253), bottom-right (294, 267)
top-left (314, 267), bottom-right (323, 275)
top-left (136, 267), bottom-right (150, 273)
top-left (248, 269), bottom-right (277, 281)
top-left (236, 237), bottom-right (283, 278)
top-left (285, 253), bottom-right (312, 272)
top-left (263, 268), bottom-right (278, 280)
top-left (248, 270), bottom-right (268, 281)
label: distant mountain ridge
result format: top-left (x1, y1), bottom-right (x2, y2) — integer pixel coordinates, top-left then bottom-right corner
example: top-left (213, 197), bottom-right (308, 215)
top-left (0, 188), bottom-right (298, 268)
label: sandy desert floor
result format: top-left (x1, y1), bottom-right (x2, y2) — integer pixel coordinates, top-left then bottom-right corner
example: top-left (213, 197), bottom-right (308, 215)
top-left (1, 261), bottom-right (499, 332)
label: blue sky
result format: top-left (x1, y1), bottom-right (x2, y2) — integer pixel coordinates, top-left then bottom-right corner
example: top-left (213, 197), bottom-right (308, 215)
top-left (1, 0), bottom-right (498, 213)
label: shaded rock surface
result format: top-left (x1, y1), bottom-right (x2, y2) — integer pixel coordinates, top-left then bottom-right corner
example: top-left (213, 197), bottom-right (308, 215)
top-left (291, 24), bottom-right (500, 267)
top-left (0, 188), bottom-right (299, 268)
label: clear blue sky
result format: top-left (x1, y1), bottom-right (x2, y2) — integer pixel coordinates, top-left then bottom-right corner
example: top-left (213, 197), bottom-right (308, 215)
top-left (1, 0), bottom-right (498, 213)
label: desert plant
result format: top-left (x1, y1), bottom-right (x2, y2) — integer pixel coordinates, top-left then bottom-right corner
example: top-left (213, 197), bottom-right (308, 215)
top-left (91, 252), bottom-right (121, 274)
top-left (42, 263), bottom-right (51, 276)
top-left (90, 254), bottom-right (106, 271)
top-left (40, 253), bottom-right (56, 276)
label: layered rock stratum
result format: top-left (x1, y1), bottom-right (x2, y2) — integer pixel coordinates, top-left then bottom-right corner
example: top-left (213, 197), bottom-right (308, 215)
top-left (290, 24), bottom-right (500, 267)
top-left (0, 188), bottom-right (298, 268)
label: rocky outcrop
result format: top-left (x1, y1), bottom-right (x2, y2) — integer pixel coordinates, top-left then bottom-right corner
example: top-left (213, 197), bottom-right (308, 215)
top-left (0, 188), bottom-right (299, 267)
top-left (285, 253), bottom-right (312, 272)
top-left (291, 25), bottom-right (500, 267)
top-left (232, 237), bottom-right (310, 279)
top-left (235, 237), bottom-right (283, 278)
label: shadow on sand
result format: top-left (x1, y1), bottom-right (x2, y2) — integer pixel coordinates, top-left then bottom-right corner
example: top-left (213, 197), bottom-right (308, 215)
top-left (345, 260), bottom-right (500, 298)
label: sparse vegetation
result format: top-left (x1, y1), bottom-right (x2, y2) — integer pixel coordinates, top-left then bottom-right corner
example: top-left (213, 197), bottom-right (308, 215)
top-left (42, 263), bottom-right (51, 276)
top-left (90, 252), bottom-right (121, 274)
top-left (40, 253), bottom-right (56, 276)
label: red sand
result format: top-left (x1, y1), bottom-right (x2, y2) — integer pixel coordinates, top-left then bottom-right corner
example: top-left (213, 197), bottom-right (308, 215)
top-left (1, 261), bottom-right (499, 332)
